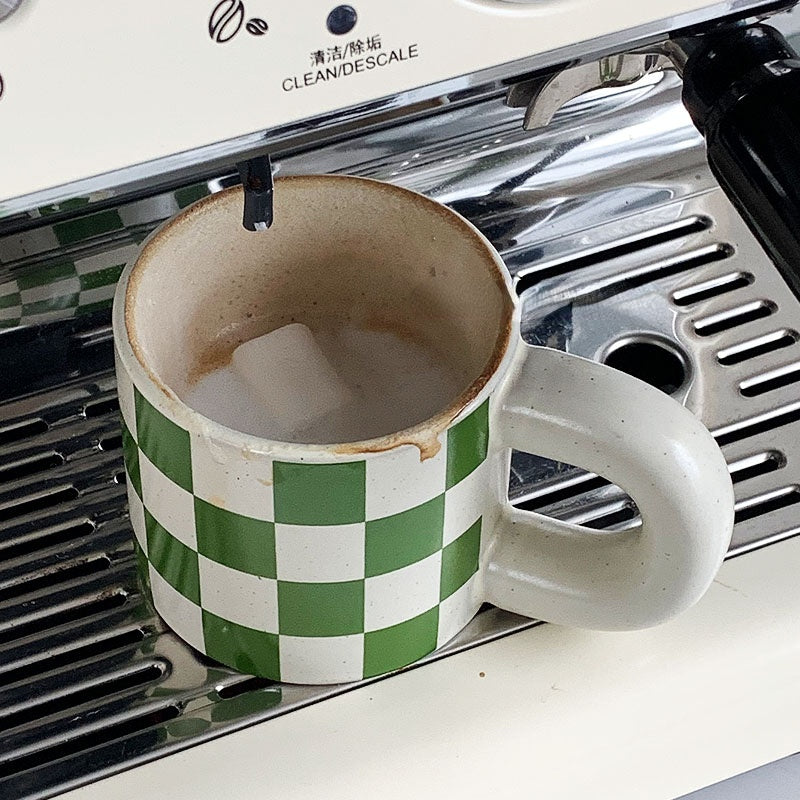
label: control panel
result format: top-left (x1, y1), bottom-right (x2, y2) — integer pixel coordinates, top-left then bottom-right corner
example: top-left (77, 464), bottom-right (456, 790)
top-left (0, 0), bottom-right (764, 205)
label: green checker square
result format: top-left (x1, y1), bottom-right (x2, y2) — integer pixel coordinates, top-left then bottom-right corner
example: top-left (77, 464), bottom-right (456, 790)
top-left (440, 518), bottom-right (481, 602)
top-left (78, 263), bottom-right (124, 291)
top-left (273, 461), bottom-right (365, 525)
top-left (134, 387), bottom-right (193, 493)
top-left (277, 580), bottom-right (364, 637)
top-left (53, 209), bottom-right (124, 246)
top-left (16, 260), bottom-right (76, 291)
top-left (363, 606), bottom-right (439, 678)
top-left (446, 398), bottom-right (489, 489)
top-left (195, 497), bottom-right (276, 578)
top-left (365, 494), bottom-right (444, 577)
top-left (175, 183), bottom-right (211, 209)
top-left (38, 197), bottom-right (91, 216)
top-left (76, 299), bottom-right (114, 316)
top-left (145, 510), bottom-right (200, 604)
top-left (121, 419), bottom-right (141, 499)
top-left (0, 292), bottom-right (20, 309)
top-left (203, 610), bottom-right (280, 679)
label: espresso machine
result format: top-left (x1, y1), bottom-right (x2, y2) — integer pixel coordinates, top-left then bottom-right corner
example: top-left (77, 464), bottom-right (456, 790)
top-left (3, 1), bottom-right (800, 797)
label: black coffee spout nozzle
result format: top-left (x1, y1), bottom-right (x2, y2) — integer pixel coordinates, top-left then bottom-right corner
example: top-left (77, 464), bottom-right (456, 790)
top-left (675, 22), bottom-right (800, 297)
top-left (237, 154), bottom-right (274, 232)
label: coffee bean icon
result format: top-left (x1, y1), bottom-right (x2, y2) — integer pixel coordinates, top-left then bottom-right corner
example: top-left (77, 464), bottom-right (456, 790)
top-left (209, 0), bottom-right (245, 43)
top-left (246, 17), bottom-right (268, 36)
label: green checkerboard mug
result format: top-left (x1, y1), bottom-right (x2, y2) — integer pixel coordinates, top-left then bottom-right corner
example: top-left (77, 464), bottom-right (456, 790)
top-left (112, 175), bottom-right (734, 684)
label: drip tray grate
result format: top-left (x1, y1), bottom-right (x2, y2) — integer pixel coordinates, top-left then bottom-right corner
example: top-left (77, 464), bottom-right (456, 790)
top-left (4, 196), bottom-right (800, 797)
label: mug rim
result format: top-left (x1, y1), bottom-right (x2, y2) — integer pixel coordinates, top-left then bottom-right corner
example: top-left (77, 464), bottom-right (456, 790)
top-left (113, 174), bottom-right (519, 461)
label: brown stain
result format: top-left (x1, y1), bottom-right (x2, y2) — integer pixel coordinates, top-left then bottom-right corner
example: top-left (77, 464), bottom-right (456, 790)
top-left (187, 343), bottom-right (234, 387)
top-left (334, 427), bottom-right (443, 462)
top-left (209, 495), bottom-right (226, 508)
top-left (124, 175), bottom-right (514, 459)
top-left (257, 477), bottom-right (273, 487)
top-left (362, 311), bottom-right (426, 345)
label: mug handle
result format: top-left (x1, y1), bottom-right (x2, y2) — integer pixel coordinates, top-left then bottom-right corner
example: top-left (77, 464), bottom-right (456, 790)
top-left (484, 344), bottom-right (734, 629)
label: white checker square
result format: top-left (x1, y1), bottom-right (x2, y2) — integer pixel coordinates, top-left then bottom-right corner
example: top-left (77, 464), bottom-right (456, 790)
top-left (139, 451), bottom-right (197, 550)
top-left (78, 285), bottom-right (116, 306)
top-left (1, 227), bottom-right (59, 261)
top-left (190, 432), bottom-right (274, 521)
top-left (364, 551), bottom-right (441, 632)
top-left (19, 277), bottom-right (81, 305)
top-left (199, 555), bottom-right (279, 633)
top-left (119, 198), bottom-right (179, 229)
top-left (443, 460), bottom-right (490, 547)
top-left (73, 244), bottom-right (137, 275)
top-left (0, 306), bottom-right (20, 322)
top-left (279, 633), bottom-right (364, 684)
top-left (0, 280), bottom-right (18, 298)
top-left (274, 522), bottom-right (365, 582)
top-left (437, 573), bottom-right (481, 648)
top-left (126, 482), bottom-right (147, 555)
top-left (149, 565), bottom-right (206, 653)
top-left (115, 357), bottom-right (137, 437)
top-left (365, 442), bottom-right (447, 520)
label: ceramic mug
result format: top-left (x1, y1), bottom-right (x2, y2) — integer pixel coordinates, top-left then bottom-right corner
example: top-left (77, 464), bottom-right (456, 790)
top-left (113, 175), bottom-right (734, 684)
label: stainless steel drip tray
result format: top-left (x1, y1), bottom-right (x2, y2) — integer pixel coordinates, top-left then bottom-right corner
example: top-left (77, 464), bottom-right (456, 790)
top-left (3, 183), bottom-right (800, 799)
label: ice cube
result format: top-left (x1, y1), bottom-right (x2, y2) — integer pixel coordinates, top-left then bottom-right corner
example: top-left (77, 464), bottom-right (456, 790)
top-left (231, 323), bottom-right (354, 436)
top-left (184, 367), bottom-right (292, 440)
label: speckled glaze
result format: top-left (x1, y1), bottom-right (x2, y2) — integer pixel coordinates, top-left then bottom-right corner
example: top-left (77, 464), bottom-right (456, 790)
top-left (113, 175), bottom-right (735, 684)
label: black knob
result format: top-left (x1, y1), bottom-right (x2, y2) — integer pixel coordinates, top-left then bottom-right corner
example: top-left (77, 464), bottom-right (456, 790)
top-left (327, 5), bottom-right (357, 35)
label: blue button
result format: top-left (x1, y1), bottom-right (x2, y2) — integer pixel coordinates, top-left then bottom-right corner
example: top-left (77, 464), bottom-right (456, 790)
top-left (327, 5), bottom-right (357, 35)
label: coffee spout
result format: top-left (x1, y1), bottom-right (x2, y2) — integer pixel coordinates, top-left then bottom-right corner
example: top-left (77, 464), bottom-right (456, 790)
top-left (237, 154), bottom-right (274, 232)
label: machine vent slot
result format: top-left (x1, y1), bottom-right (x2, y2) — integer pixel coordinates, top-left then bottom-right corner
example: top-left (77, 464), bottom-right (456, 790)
top-left (693, 300), bottom-right (776, 337)
top-left (516, 241), bottom-right (730, 293)
top-left (0, 627), bottom-right (147, 686)
top-left (83, 397), bottom-right (119, 418)
top-left (0, 419), bottom-right (48, 447)
top-left (0, 485), bottom-right (79, 523)
top-left (217, 676), bottom-right (278, 699)
top-left (0, 704), bottom-right (181, 780)
top-left (514, 472), bottom-right (611, 510)
top-left (734, 486), bottom-right (800, 524)
top-left (513, 216), bottom-right (710, 283)
top-left (0, 591), bottom-right (128, 646)
top-left (0, 519), bottom-right (95, 561)
top-left (0, 451), bottom-right (64, 484)
top-left (672, 271), bottom-right (754, 306)
top-left (727, 451), bottom-right (785, 484)
top-left (714, 402), bottom-right (800, 445)
top-left (0, 662), bottom-right (168, 733)
top-left (740, 363), bottom-right (800, 397)
top-left (0, 557), bottom-right (113, 604)
top-left (717, 330), bottom-right (799, 366)
top-left (99, 434), bottom-right (122, 452)
top-left (582, 503), bottom-right (638, 530)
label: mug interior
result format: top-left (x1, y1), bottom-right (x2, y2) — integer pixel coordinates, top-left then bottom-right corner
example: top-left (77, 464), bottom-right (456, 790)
top-left (125, 175), bottom-right (514, 443)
